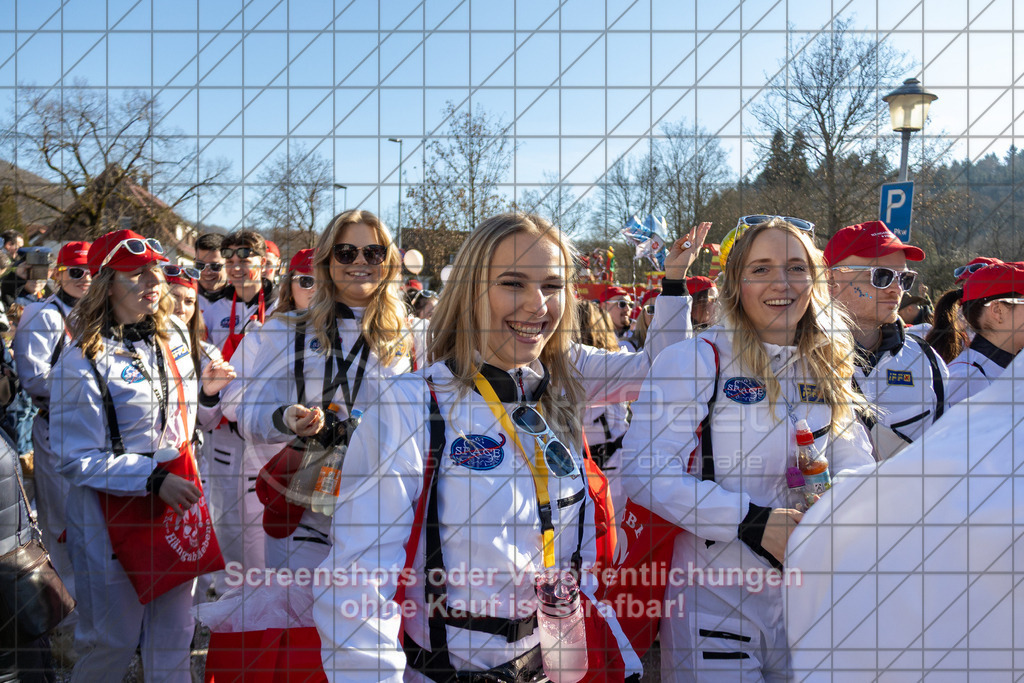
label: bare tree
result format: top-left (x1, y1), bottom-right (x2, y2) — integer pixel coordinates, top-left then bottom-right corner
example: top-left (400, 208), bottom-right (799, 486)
top-left (657, 120), bottom-right (731, 238)
top-left (753, 17), bottom-right (909, 236)
top-left (597, 150), bottom-right (661, 235)
top-left (516, 172), bottom-right (592, 235)
top-left (406, 102), bottom-right (517, 233)
top-left (4, 82), bottom-right (230, 238)
top-left (247, 144), bottom-right (334, 249)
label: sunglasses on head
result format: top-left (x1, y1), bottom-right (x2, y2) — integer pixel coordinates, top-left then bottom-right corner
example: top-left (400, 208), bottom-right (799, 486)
top-left (415, 289), bottom-right (438, 300)
top-left (831, 265), bottom-right (917, 292)
top-left (162, 264), bottom-right (201, 280)
top-left (739, 215), bottom-right (816, 234)
top-left (221, 247), bottom-right (262, 260)
top-left (99, 237), bottom-right (164, 268)
top-left (296, 275), bottom-right (315, 289)
top-left (332, 243), bottom-right (387, 266)
top-left (510, 405), bottom-right (577, 478)
top-left (953, 262), bottom-right (988, 280)
top-left (62, 266), bottom-right (88, 280)
top-left (194, 260), bottom-right (224, 273)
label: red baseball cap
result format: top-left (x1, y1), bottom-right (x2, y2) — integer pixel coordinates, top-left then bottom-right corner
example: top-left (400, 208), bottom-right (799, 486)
top-left (165, 273), bottom-right (197, 291)
top-left (265, 239), bottom-right (280, 258)
top-left (87, 229), bottom-right (168, 275)
top-left (963, 262), bottom-right (1024, 302)
top-left (955, 256), bottom-right (1003, 283)
top-left (600, 286), bottom-right (630, 304)
top-left (57, 241), bottom-right (91, 268)
top-left (685, 276), bottom-right (716, 296)
top-left (639, 289), bottom-right (660, 307)
top-left (823, 221), bottom-right (925, 266)
top-left (288, 249), bottom-right (313, 274)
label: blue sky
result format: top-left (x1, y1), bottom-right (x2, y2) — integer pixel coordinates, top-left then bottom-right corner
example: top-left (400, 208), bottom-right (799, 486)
top-left (1, 0), bottom-right (1019, 230)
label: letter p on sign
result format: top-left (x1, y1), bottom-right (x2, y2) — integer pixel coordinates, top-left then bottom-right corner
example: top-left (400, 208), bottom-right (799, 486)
top-left (879, 181), bottom-right (914, 242)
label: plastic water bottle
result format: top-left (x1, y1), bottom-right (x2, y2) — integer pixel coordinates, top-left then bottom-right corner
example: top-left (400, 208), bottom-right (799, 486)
top-left (795, 419), bottom-right (831, 505)
top-left (309, 409), bottom-right (362, 515)
top-left (535, 569), bottom-right (588, 683)
top-left (785, 466), bottom-right (808, 512)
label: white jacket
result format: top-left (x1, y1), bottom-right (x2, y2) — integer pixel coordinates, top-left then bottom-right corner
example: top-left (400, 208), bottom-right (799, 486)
top-left (202, 282), bottom-right (275, 351)
top-left (13, 292), bottom-right (75, 408)
top-left (786, 346), bottom-right (1024, 680)
top-left (946, 334), bottom-right (1016, 406)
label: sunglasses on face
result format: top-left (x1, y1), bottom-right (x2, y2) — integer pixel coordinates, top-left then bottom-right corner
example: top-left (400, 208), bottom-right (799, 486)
top-left (63, 266), bottom-right (88, 280)
top-left (162, 264), bottom-right (201, 280)
top-left (296, 275), bottom-right (315, 289)
top-left (739, 215), bottom-right (816, 234)
top-left (643, 303), bottom-right (656, 315)
top-left (510, 405), bottom-right (577, 478)
top-left (99, 237), bottom-right (164, 268)
top-left (220, 247), bottom-right (262, 260)
top-left (194, 260), bottom-right (224, 274)
top-left (953, 262), bottom-right (988, 280)
top-left (608, 300), bottom-right (632, 310)
top-left (332, 243), bottom-right (388, 266)
top-left (831, 265), bottom-right (917, 292)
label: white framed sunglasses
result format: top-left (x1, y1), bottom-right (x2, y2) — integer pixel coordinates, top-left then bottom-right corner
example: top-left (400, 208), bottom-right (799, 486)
top-left (983, 297), bottom-right (1024, 307)
top-left (99, 237), bottom-right (164, 269)
top-left (830, 265), bottom-right (917, 292)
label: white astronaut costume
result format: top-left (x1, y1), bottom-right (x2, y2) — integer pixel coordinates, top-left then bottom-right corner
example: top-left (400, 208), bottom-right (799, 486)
top-left (12, 291), bottom-right (78, 590)
top-left (620, 327), bottom-right (874, 682)
top-left (242, 305), bottom-right (411, 570)
top-left (851, 322), bottom-right (949, 458)
top-left (200, 281), bottom-right (274, 570)
top-left (312, 292), bottom-right (692, 681)
top-left (50, 316), bottom-right (218, 682)
top-left (786, 348), bottom-right (1024, 680)
top-left (946, 334), bottom-right (1015, 406)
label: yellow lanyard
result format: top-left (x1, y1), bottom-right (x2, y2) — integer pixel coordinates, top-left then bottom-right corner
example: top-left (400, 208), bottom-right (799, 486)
top-left (473, 374), bottom-right (556, 568)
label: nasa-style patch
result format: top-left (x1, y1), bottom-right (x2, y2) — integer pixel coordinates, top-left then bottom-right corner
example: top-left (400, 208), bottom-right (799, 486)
top-left (309, 338), bottom-right (322, 352)
top-left (450, 433), bottom-right (507, 471)
top-left (121, 363), bottom-right (144, 384)
top-left (887, 370), bottom-right (913, 386)
top-left (219, 315), bottom-right (238, 329)
top-left (798, 383), bottom-right (825, 403)
top-left (724, 377), bottom-right (766, 404)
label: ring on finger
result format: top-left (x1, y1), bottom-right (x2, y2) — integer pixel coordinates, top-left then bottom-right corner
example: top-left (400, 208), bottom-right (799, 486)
top-left (682, 240), bottom-right (692, 249)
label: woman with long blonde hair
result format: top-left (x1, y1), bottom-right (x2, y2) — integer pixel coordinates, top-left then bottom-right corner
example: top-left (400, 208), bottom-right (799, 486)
top-left (242, 209), bottom-right (413, 570)
top-left (621, 218), bottom-right (874, 681)
top-left (312, 212), bottom-right (708, 681)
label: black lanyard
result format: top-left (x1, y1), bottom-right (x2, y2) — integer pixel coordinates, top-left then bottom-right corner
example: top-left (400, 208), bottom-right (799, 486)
top-left (123, 337), bottom-right (169, 433)
top-left (321, 322), bottom-right (370, 416)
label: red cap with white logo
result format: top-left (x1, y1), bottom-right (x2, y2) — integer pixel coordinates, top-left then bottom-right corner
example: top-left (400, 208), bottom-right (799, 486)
top-left (823, 221), bottom-right (925, 266)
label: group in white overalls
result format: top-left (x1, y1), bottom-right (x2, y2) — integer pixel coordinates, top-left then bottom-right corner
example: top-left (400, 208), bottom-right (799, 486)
top-left (241, 214), bottom-right (416, 571)
top-left (201, 232), bottom-right (275, 571)
top-left (621, 221), bottom-right (874, 682)
top-left (49, 230), bottom-right (222, 681)
top-left (313, 213), bottom-right (705, 682)
top-left (944, 261), bottom-right (1024, 405)
top-left (822, 222), bottom-right (949, 459)
top-left (12, 241), bottom-right (92, 599)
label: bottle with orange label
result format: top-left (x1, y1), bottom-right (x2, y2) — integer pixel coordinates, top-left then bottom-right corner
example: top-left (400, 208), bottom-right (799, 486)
top-left (795, 419), bottom-right (830, 505)
top-left (309, 408), bottom-right (363, 515)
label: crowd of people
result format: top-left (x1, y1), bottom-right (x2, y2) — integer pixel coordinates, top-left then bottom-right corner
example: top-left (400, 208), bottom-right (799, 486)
top-left (0, 209), bottom-right (1021, 682)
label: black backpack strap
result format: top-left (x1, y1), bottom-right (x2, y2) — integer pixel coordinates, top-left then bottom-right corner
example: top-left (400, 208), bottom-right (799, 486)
top-left (49, 300), bottom-right (69, 368)
top-left (697, 340), bottom-right (721, 550)
top-left (294, 321), bottom-right (306, 405)
top-left (907, 332), bottom-right (945, 421)
top-left (970, 361), bottom-right (988, 378)
top-left (86, 358), bottom-right (126, 456)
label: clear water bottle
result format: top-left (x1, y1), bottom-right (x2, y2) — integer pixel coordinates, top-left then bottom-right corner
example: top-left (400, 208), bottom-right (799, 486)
top-left (535, 569), bottom-right (588, 683)
top-left (786, 466), bottom-right (808, 512)
top-left (308, 409), bottom-right (362, 515)
top-left (795, 419), bottom-right (831, 506)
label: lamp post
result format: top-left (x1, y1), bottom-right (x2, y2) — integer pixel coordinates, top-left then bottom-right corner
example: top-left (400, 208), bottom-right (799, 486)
top-left (388, 138), bottom-right (403, 248)
top-left (333, 183), bottom-right (347, 210)
top-left (883, 78), bottom-right (938, 182)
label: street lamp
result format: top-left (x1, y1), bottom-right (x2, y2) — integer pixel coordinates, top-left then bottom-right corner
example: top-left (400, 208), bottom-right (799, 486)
top-left (333, 183), bottom-right (347, 210)
top-left (388, 138), bottom-right (403, 248)
top-left (883, 78), bottom-right (938, 182)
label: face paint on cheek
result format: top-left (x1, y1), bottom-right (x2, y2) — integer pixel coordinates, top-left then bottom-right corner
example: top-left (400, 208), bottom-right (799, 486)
top-left (853, 286), bottom-right (873, 300)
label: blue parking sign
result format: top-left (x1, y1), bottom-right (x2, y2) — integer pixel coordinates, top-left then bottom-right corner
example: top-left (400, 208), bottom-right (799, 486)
top-left (879, 181), bottom-right (914, 241)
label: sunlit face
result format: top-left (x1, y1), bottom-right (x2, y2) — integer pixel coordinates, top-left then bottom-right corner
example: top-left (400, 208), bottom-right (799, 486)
top-left (263, 254), bottom-right (281, 282)
top-left (829, 251), bottom-right (909, 331)
top-left (738, 229), bottom-right (814, 347)
top-left (331, 223), bottom-right (384, 308)
top-left (110, 263), bottom-right (165, 324)
top-left (224, 247), bottom-right (263, 291)
top-left (290, 273), bottom-right (316, 309)
top-left (692, 286), bottom-right (719, 328)
top-left (979, 299), bottom-right (1024, 355)
top-left (57, 266), bottom-right (91, 300)
top-left (194, 247), bottom-right (226, 291)
top-left (169, 283), bottom-right (197, 323)
top-left (602, 296), bottom-right (632, 331)
top-left (483, 233), bottom-right (567, 371)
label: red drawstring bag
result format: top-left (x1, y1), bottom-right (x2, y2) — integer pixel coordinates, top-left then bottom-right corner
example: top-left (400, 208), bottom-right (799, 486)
top-left (97, 337), bottom-right (225, 604)
top-left (255, 441), bottom-right (308, 539)
top-left (204, 627), bottom-right (327, 683)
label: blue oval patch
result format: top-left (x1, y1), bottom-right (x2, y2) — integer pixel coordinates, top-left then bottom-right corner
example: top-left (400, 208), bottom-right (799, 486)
top-left (450, 434), bottom-right (507, 471)
top-left (219, 315), bottom-right (238, 329)
top-left (121, 364), bottom-right (144, 384)
top-left (309, 338), bottom-right (322, 352)
top-left (724, 377), bottom-right (766, 404)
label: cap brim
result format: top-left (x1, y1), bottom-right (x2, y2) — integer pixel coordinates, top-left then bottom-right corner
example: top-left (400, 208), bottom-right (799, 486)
top-left (882, 242), bottom-right (925, 261)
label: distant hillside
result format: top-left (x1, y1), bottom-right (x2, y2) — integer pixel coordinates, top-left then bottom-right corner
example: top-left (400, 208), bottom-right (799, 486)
top-left (0, 160), bottom-right (74, 226)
